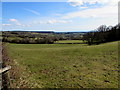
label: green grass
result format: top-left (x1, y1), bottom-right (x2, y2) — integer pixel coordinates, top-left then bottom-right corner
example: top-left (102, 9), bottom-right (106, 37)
top-left (55, 40), bottom-right (84, 43)
top-left (7, 41), bottom-right (119, 88)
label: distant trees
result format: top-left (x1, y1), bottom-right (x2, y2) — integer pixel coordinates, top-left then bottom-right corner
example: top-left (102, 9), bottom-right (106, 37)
top-left (83, 23), bottom-right (120, 45)
top-left (2, 31), bottom-right (58, 44)
top-left (2, 31), bottom-right (84, 44)
top-left (2, 37), bottom-right (55, 44)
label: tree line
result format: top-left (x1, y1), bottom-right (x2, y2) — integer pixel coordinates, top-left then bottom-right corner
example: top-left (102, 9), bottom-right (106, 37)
top-left (2, 31), bottom-right (84, 44)
top-left (83, 23), bottom-right (120, 45)
top-left (2, 37), bottom-right (56, 44)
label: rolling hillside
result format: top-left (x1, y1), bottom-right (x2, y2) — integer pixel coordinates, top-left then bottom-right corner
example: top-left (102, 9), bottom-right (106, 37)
top-left (4, 40), bottom-right (119, 88)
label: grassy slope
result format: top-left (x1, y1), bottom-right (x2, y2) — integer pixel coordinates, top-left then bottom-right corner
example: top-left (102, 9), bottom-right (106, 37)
top-left (7, 41), bottom-right (118, 88)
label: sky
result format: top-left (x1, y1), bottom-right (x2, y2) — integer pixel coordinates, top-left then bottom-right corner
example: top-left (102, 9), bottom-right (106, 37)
top-left (1, 0), bottom-right (119, 32)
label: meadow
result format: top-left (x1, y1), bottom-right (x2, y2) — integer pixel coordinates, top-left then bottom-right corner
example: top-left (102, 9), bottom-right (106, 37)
top-left (6, 40), bottom-right (118, 88)
top-left (55, 40), bottom-right (84, 44)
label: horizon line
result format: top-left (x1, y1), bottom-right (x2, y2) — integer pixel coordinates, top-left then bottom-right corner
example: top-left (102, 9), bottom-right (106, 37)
top-left (1, 30), bottom-right (90, 32)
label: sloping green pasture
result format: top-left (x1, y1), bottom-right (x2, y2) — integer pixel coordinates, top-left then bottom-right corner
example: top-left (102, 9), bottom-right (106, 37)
top-left (7, 41), bottom-right (118, 88)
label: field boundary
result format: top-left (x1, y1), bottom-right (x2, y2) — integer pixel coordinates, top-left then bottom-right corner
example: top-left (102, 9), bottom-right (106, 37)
top-left (2, 44), bottom-right (11, 89)
top-left (54, 42), bottom-right (86, 44)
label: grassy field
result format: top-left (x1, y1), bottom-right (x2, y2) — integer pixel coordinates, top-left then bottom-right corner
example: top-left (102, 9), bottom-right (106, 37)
top-left (6, 41), bottom-right (118, 88)
top-left (55, 40), bottom-right (84, 43)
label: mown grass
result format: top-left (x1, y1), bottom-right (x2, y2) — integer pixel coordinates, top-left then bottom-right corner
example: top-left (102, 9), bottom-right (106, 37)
top-left (6, 41), bottom-right (119, 88)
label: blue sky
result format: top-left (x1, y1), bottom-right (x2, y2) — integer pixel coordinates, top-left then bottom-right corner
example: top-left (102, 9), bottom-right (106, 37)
top-left (2, 0), bottom-right (118, 32)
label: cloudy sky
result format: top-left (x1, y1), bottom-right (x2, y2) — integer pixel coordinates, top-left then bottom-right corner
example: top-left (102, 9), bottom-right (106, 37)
top-left (2, 0), bottom-right (119, 32)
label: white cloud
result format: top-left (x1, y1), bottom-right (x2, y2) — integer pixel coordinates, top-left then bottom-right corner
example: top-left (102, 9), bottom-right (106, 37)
top-left (24, 8), bottom-right (41, 16)
top-left (33, 21), bottom-right (46, 24)
top-left (47, 19), bottom-right (72, 24)
top-left (3, 19), bottom-right (37, 30)
top-left (62, 5), bottom-right (118, 19)
top-left (2, 24), bottom-right (11, 26)
top-left (32, 19), bottom-right (72, 24)
top-left (61, 0), bottom-right (118, 30)
top-left (67, 0), bottom-right (119, 7)
top-left (54, 14), bottom-right (62, 16)
top-left (68, 0), bottom-right (83, 7)
top-left (9, 18), bottom-right (23, 26)
top-left (80, 7), bottom-right (88, 9)
top-left (16, 22), bottom-right (22, 26)
top-left (9, 19), bottom-right (17, 22)
top-left (23, 24), bottom-right (32, 27)
top-left (79, 17), bottom-right (118, 30)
